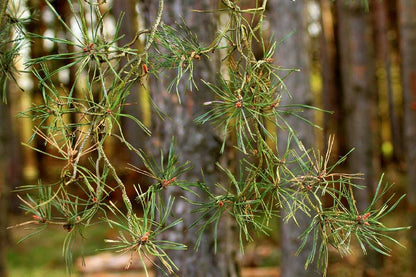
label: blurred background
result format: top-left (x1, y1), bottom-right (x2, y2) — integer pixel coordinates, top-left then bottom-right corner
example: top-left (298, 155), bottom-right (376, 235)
top-left (1, 0), bottom-right (415, 276)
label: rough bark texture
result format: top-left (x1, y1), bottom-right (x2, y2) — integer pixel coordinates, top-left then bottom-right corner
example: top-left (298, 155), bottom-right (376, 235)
top-left (336, 1), bottom-right (383, 273)
top-left (143, 1), bottom-right (239, 276)
top-left (398, 0), bottom-right (416, 272)
top-left (269, 1), bottom-right (321, 276)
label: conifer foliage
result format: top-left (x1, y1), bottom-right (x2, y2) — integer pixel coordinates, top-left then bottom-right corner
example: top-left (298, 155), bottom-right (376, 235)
top-left (2, 0), bottom-right (408, 276)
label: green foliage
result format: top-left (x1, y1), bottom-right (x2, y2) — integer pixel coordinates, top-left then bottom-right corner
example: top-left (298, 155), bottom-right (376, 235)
top-left (150, 21), bottom-right (208, 95)
top-left (5, 0), bottom-right (407, 276)
top-left (0, 0), bottom-right (29, 102)
top-left (104, 196), bottom-right (186, 275)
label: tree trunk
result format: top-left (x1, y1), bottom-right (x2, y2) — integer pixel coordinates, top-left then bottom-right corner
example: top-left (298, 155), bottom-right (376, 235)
top-left (0, 100), bottom-right (10, 277)
top-left (371, 0), bottom-right (402, 165)
top-left (26, 0), bottom-right (46, 179)
top-left (269, 1), bottom-right (321, 276)
top-left (112, 0), bottom-right (147, 166)
top-left (0, 95), bottom-right (11, 277)
top-left (0, 92), bottom-right (21, 277)
top-left (143, 1), bottom-right (239, 276)
top-left (336, 0), bottom-right (376, 213)
top-left (320, 0), bottom-right (344, 157)
top-left (398, 0), bottom-right (416, 273)
top-left (0, 60), bottom-right (22, 277)
top-left (1, 2), bottom-right (12, 274)
top-left (335, 1), bottom-right (383, 273)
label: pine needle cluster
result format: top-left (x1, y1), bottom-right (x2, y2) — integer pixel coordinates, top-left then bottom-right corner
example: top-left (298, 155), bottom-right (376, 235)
top-left (5, 0), bottom-right (407, 276)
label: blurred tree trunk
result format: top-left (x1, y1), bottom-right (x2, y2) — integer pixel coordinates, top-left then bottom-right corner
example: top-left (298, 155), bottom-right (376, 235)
top-left (336, 0), bottom-right (375, 213)
top-left (0, 91), bottom-right (21, 277)
top-left (27, 0), bottom-right (46, 178)
top-left (371, 0), bottom-right (402, 165)
top-left (1, 2), bottom-right (12, 275)
top-left (143, 0), bottom-right (239, 276)
top-left (0, 29), bottom-right (22, 277)
top-left (335, 1), bottom-right (383, 273)
top-left (319, 0), bottom-right (344, 157)
top-left (54, 0), bottom-right (80, 154)
top-left (112, 0), bottom-right (147, 166)
top-left (0, 101), bottom-right (11, 277)
top-left (269, 1), bottom-right (321, 276)
top-left (398, 0), bottom-right (416, 273)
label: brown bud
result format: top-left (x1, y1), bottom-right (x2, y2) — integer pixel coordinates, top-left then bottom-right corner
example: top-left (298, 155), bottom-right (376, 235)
top-left (142, 64), bottom-right (149, 74)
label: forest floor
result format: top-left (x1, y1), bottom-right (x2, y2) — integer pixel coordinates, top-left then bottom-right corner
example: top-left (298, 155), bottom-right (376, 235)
top-left (5, 162), bottom-right (413, 277)
top-left (6, 210), bottom-right (412, 277)
top-left (6, 214), bottom-right (280, 277)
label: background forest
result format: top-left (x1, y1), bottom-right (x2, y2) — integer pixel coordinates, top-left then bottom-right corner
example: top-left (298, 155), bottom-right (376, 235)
top-left (0, 0), bottom-right (415, 277)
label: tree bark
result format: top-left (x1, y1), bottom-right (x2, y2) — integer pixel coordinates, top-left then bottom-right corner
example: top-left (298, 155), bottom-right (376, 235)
top-left (398, 0), bottom-right (416, 273)
top-left (371, 0), bottom-right (402, 165)
top-left (26, 0), bottom-right (46, 179)
top-left (0, 101), bottom-right (10, 277)
top-left (1, 2), bottom-right (11, 274)
top-left (0, 92), bottom-right (20, 277)
top-left (0, 45), bottom-right (22, 277)
top-left (336, 0), bottom-right (377, 214)
top-left (0, 90), bottom-right (10, 277)
top-left (269, 1), bottom-right (321, 276)
top-left (111, 0), bottom-right (147, 167)
top-left (336, 1), bottom-right (383, 273)
top-left (143, 1), bottom-right (239, 276)
top-left (320, 0), bottom-right (344, 157)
